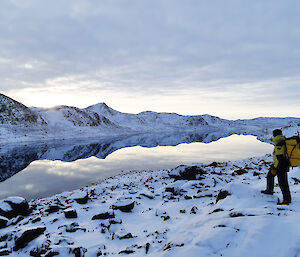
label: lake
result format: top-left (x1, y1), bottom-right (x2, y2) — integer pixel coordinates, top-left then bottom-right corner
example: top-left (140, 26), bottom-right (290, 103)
top-left (0, 132), bottom-right (272, 200)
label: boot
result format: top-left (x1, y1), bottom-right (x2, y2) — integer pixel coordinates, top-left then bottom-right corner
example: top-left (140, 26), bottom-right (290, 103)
top-left (277, 200), bottom-right (291, 205)
top-left (261, 189), bottom-right (274, 195)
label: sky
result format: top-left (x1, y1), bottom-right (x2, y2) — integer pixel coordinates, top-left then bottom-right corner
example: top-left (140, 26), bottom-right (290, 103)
top-left (0, 0), bottom-right (299, 119)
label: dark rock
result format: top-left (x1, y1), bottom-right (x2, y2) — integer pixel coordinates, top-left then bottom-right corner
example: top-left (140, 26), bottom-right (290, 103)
top-left (0, 250), bottom-right (10, 256)
top-left (209, 208), bottom-right (224, 214)
top-left (45, 205), bottom-right (60, 214)
top-left (171, 166), bottom-right (207, 180)
top-left (165, 187), bottom-right (175, 194)
top-left (45, 251), bottom-right (60, 257)
top-left (229, 212), bottom-right (245, 218)
top-left (119, 250), bottom-right (135, 254)
top-left (140, 193), bottom-right (154, 200)
top-left (0, 216), bottom-right (8, 229)
top-left (0, 197), bottom-right (30, 219)
top-left (71, 247), bottom-right (86, 257)
top-left (64, 210), bottom-right (78, 219)
top-left (119, 233), bottom-right (134, 240)
top-left (74, 194), bottom-right (90, 205)
top-left (32, 217), bottom-right (41, 224)
top-left (216, 190), bottom-right (231, 203)
top-left (145, 242), bottom-right (150, 254)
top-left (208, 162), bottom-right (219, 167)
top-left (92, 212), bottom-right (115, 220)
top-left (112, 202), bottom-right (135, 213)
top-left (184, 195), bottom-right (193, 200)
top-left (13, 227), bottom-right (46, 251)
top-left (190, 206), bottom-right (198, 214)
top-left (233, 169), bottom-right (248, 176)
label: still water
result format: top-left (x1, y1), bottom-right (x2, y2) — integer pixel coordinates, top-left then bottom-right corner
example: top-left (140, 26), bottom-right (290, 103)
top-left (0, 133), bottom-right (272, 200)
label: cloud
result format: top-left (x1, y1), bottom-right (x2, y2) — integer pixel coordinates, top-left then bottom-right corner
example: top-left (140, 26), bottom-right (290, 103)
top-left (0, 0), bottom-right (299, 118)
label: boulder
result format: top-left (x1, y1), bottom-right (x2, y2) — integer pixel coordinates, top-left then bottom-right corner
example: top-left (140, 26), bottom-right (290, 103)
top-left (170, 165), bottom-right (207, 180)
top-left (215, 190), bottom-right (231, 203)
top-left (13, 227), bottom-right (46, 251)
top-left (112, 201), bottom-right (135, 213)
top-left (64, 209), bottom-right (78, 219)
top-left (0, 197), bottom-right (30, 219)
top-left (92, 212), bottom-right (115, 220)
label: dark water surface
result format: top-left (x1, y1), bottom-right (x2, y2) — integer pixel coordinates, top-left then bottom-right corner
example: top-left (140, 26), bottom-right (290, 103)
top-left (0, 132), bottom-right (272, 200)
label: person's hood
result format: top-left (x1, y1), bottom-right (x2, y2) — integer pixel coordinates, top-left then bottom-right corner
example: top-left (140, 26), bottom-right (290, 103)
top-left (272, 135), bottom-right (286, 145)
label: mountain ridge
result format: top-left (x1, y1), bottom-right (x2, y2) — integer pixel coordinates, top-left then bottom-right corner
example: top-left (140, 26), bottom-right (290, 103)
top-left (0, 93), bottom-right (299, 143)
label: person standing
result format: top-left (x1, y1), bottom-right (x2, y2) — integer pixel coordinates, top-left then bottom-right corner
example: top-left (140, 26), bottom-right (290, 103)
top-left (261, 129), bottom-right (291, 205)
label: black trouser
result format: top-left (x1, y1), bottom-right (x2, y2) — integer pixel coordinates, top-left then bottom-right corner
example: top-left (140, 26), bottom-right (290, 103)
top-left (266, 163), bottom-right (291, 202)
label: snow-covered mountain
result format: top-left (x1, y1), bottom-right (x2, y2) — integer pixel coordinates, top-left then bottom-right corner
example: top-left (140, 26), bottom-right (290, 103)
top-left (0, 93), bottom-right (299, 143)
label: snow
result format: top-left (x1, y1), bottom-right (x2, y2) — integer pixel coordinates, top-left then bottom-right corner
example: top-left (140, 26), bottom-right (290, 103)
top-left (2, 155), bottom-right (300, 256)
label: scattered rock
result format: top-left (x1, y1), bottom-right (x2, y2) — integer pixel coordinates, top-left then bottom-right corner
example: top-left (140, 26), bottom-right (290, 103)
top-left (209, 208), bottom-right (224, 214)
top-left (13, 226), bottom-right (46, 251)
top-left (0, 249), bottom-right (10, 256)
top-left (92, 212), bottom-right (115, 220)
top-left (119, 249), bottom-right (135, 254)
top-left (190, 206), bottom-right (198, 214)
top-left (112, 202), bottom-right (135, 213)
top-left (170, 166), bottom-right (207, 180)
top-left (229, 212), bottom-right (245, 218)
top-left (45, 205), bottom-right (60, 214)
top-left (32, 217), bottom-right (42, 224)
top-left (165, 187), bottom-right (175, 194)
top-left (233, 169), bottom-right (248, 176)
top-left (119, 233), bottom-right (134, 240)
top-left (145, 243), bottom-right (150, 254)
top-left (74, 193), bottom-right (90, 205)
top-left (45, 251), bottom-right (60, 257)
top-left (163, 242), bottom-right (184, 251)
top-left (64, 209), bottom-right (78, 219)
top-left (216, 190), bottom-right (231, 203)
top-left (140, 193), bottom-right (154, 200)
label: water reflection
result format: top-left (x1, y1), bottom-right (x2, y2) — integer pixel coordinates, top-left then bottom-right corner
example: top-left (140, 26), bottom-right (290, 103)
top-left (0, 132), bottom-right (272, 200)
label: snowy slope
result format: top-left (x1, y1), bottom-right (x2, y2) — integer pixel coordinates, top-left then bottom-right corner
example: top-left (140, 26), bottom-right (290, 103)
top-left (2, 155), bottom-right (300, 256)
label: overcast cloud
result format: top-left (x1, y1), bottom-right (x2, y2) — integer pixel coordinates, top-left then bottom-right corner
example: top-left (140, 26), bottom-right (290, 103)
top-left (1, 0), bottom-right (299, 118)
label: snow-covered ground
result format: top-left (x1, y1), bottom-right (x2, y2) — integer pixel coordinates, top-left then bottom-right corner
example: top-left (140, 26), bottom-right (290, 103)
top-left (1, 155), bottom-right (300, 256)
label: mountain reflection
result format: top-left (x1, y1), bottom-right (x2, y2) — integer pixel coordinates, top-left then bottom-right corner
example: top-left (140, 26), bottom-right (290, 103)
top-left (0, 131), bottom-right (236, 182)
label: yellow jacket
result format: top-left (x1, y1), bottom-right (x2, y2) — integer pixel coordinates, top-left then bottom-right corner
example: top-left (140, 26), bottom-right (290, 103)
top-left (272, 135), bottom-right (287, 168)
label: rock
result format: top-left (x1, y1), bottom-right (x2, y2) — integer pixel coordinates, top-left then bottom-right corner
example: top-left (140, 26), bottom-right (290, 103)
top-left (118, 233), bottom-right (134, 240)
top-left (0, 216), bottom-right (9, 229)
top-left (233, 169), bottom-right (248, 176)
top-left (229, 212), bottom-right (245, 218)
top-left (13, 227), bottom-right (46, 251)
top-left (64, 209), bottom-right (78, 219)
top-left (0, 197), bottom-right (30, 219)
top-left (145, 242), bottom-right (150, 254)
top-left (74, 193), bottom-right (90, 205)
top-left (45, 205), bottom-right (60, 214)
top-left (216, 190), bottom-right (231, 203)
top-left (45, 251), bottom-right (60, 257)
top-left (139, 193), bottom-right (154, 199)
top-left (119, 250), bottom-right (135, 254)
top-left (209, 208), bottom-right (224, 214)
top-left (92, 212), bottom-right (115, 220)
top-left (0, 249), bottom-right (10, 256)
top-left (112, 202), bottom-right (135, 213)
top-left (170, 166), bottom-right (207, 180)
top-left (190, 206), bottom-right (198, 214)
top-left (165, 187), bottom-right (175, 194)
